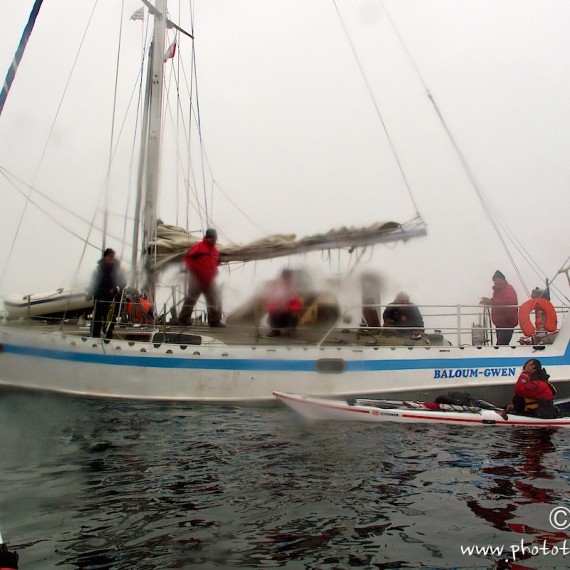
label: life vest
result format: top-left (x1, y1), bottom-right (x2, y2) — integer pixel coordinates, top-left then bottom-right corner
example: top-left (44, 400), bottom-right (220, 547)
top-left (515, 382), bottom-right (557, 412)
top-left (126, 298), bottom-right (153, 324)
top-left (518, 298), bottom-right (557, 337)
top-left (521, 397), bottom-right (539, 412)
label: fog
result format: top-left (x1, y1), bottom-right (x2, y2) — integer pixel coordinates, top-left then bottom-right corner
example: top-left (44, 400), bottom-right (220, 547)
top-left (1, 0), bottom-right (570, 315)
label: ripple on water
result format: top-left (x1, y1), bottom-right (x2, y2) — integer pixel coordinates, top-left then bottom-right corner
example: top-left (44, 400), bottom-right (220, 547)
top-left (1, 392), bottom-right (569, 568)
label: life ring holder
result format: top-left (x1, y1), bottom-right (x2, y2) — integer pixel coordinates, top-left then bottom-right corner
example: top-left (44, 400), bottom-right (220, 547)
top-left (518, 298), bottom-right (557, 337)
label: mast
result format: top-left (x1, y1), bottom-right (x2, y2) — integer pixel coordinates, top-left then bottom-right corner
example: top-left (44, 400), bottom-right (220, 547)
top-left (136, 0), bottom-right (168, 303)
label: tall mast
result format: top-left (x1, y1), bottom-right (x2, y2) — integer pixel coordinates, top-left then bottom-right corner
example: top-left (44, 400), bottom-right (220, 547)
top-left (136, 0), bottom-right (167, 302)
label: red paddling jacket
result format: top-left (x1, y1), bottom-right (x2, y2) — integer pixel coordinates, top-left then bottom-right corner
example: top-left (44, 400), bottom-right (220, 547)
top-left (513, 369), bottom-right (557, 418)
top-left (183, 238), bottom-right (220, 288)
top-left (489, 282), bottom-right (519, 328)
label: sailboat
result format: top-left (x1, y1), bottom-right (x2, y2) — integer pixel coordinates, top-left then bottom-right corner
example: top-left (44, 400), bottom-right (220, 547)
top-left (1, 1), bottom-right (569, 404)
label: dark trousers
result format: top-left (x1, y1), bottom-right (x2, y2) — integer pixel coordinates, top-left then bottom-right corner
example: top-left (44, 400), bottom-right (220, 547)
top-left (495, 328), bottom-right (514, 346)
top-left (91, 299), bottom-right (119, 338)
top-left (179, 281), bottom-right (221, 326)
top-left (268, 311), bottom-right (300, 334)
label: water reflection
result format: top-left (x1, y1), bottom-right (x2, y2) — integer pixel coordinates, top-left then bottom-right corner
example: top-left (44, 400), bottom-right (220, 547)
top-left (464, 428), bottom-right (569, 568)
top-left (1, 393), bottom-right (569, 568)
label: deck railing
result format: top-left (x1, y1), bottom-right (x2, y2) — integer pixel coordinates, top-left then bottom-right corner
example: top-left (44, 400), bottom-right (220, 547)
top-left (337, 303), bottom-right (569, 347)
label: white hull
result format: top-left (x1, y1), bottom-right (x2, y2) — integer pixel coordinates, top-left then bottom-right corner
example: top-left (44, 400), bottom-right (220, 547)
top-left (2, 323), bottom-right (570, 403)
top-left (273, 392), bottom-right (570, 427)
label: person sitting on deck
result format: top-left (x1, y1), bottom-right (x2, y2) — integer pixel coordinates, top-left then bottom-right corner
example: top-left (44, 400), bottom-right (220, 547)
top-left (382, 292), bottom-right (424, 333)
top-left (509, 358), bottom-right (558, 419)
top-left (125, 290), bottom-right (154, 325)
top-left (265, 269), bottom-right (303, 337)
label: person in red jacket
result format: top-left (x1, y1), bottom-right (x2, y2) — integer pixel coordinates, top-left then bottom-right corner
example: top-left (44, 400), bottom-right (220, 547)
top-left (511, 358), bottom-right (558, 418)
top-left (265, 269), bottom-right (303, 337)
top-left (480, 270), bottom-right (518, 345)
top-left (179, 228), bottom-right (224, 327)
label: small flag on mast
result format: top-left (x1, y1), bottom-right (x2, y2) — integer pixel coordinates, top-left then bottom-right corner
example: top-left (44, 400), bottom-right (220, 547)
top-left (164, 38), bottom-right (177, 62)
top-left (130, 7), bottom-right (144, 21)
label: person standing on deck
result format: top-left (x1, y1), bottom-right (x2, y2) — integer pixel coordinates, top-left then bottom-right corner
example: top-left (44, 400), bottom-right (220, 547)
top-left (87, 248), bottom-right (127, 339)
top-left (179, 228), bottom-right (224, 327)
top-left (480, 270), bottom-right (518, 345)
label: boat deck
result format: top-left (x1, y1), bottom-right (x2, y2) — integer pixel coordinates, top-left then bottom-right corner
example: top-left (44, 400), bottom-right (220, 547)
top-left (0, 318), bottom-right (449, 347)
top-left (1, 301), bottom-right (567, 349)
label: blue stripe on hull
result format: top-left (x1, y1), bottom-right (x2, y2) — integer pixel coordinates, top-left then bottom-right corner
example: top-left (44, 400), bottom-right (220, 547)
top-left (3, 341), bottom-right (570, 373)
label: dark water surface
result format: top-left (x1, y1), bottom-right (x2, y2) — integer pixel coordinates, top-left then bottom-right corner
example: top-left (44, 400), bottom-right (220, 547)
top-left (0, 391), bottom-right (568, 569)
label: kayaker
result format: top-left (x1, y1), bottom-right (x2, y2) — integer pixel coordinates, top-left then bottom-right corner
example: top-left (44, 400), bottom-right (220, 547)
top-left (510, 358), bottom-right (558, 418)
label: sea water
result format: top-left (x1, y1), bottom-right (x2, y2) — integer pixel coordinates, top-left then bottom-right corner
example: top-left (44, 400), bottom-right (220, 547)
top-left (0, 390), bottom-right (568, 569)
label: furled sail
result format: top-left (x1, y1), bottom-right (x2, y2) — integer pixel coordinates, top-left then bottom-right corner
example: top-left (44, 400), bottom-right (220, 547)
top-left (148, 218), bottom-right (427, 271)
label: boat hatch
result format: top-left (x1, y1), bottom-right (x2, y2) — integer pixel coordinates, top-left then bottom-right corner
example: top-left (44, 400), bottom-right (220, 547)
top-left (152, 332), bottom-right (202, 345)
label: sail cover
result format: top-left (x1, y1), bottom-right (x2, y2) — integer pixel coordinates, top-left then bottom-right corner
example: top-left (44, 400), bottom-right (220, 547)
top-left (147, 218), bottom-right (427, 271)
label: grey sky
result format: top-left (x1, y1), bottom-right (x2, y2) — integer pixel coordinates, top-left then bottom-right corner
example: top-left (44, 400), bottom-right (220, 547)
top-left (1, 0), bottom-right (569, 312)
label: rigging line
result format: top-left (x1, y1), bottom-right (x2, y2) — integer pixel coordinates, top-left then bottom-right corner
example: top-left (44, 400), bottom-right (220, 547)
top-left (167, 19), bottom-right (206, 230)
top-left (549, 270), bottom-right (570, 305)
top-left (331, 0), bottom-right (421, 219)
top-left (541, 254), bottom-right (570, 303)
top-left (0, 169), bottom-right (103, 254)
top-left (176, 63), bottom-right (271, 237)
top-left (558, 255), bottom-right (570, 272)
top-left (0, 168), bottom-right (132, 250)
top-left (141, 0), bottom-right (193, 39)
top-left (173, 28), bottom-right (207, 227)
top-left (185, 51), bottom-right (194, 231)
top-left (190, 47), bottom-right (210, 227)
top-left (164, 38), bottom-right (198, 214)
top-left (182, 78), bottom-right (270, 236)
top-left (102, 0), bottom-right (126, 253)
top-left (183, 15), bottom-right (220, 230)
top-left (126, 19), bottom-right (151, 281)
top-left (381, 4), bottom-right (532, 298)
top-left (0, 165), bottom-right (101, 227)
top-left (163, 5), bottom-right (270, 240)
top-left (171, 11), bottom-right (271, 239)
top-left (184, 1), bottom-right (196, 232)
top-left (429, 94), bottom-right (529, 297)
top-left (544, 277), bottom-right (570, 306)
top-left (73, 2), bottom-right (137, 296)
top-left (175, 4), bottom-right (183, 227)
top-left (493, 214), bottom-right (551, 285)
top-left (122, 51), bottom-right (147, 261)
top-left (0, 0), bottom-right (100, 290)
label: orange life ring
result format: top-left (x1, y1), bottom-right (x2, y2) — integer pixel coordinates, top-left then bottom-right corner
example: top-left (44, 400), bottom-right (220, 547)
top-left (518, 298), bottom-right (557, 337)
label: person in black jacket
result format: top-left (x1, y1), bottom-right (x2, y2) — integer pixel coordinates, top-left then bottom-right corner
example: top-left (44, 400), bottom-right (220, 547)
top-left (87, 248), bottom-right (127, 338)
top-left (382, 292), bottom-right (424, 332)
